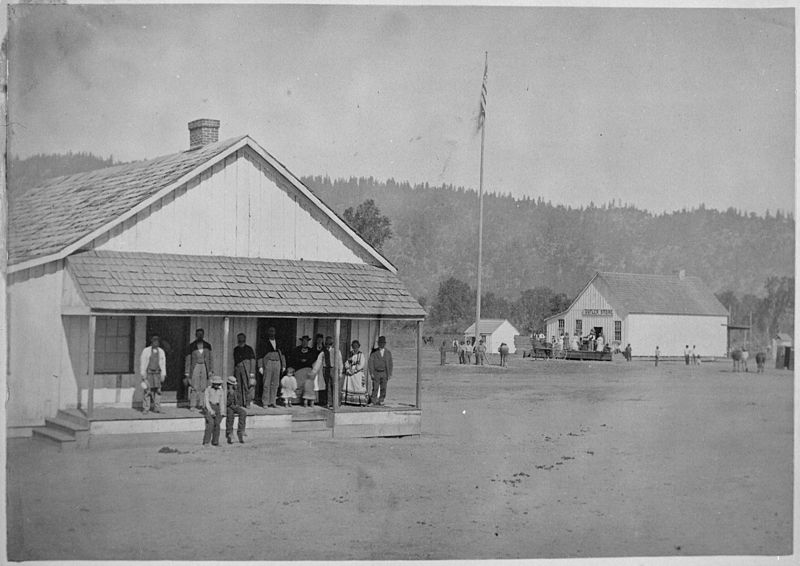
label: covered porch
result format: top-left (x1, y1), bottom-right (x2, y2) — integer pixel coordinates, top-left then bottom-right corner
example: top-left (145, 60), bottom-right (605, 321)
top-left (39, 250), bottom-right (425, 444)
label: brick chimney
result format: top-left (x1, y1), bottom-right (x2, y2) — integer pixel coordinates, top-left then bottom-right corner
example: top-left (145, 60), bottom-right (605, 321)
top-left (188, 119), bottom-right (220, 149)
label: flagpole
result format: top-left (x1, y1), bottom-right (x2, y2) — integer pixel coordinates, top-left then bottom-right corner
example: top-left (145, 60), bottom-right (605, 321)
top-left (474, 51), bottom-right (487, 346)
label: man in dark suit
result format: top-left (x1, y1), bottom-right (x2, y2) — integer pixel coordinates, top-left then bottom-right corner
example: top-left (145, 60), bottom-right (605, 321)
top-left (367, 336), bottom-right (393, 406)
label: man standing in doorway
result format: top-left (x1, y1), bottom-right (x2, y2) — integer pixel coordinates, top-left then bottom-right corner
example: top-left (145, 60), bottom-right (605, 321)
top-left (233, 333), bottom-right (256, 408)
top-left (368, 336), bottom-right (393, 406)
top-left (185, 328), bottom-right (214, 411)
top-left (258, 326), bottom-right (285, 408)
top-left (140, 335), bottom-right (167, 414)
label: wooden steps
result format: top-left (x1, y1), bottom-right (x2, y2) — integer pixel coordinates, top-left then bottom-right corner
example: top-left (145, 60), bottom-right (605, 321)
top-left (32, 410), bottom-right (90, 450)
top-left (291, 409), bottom-right (332, 437)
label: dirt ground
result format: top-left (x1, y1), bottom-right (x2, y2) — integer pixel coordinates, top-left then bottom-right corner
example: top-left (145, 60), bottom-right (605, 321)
top-left (6, 348), bottom-right (793, 561)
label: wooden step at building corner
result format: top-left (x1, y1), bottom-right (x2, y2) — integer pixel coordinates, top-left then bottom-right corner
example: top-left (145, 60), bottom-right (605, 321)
top-left (45, 416), bottom-right (90, 439)
top-left (32, 427), bottom-right (78, 450)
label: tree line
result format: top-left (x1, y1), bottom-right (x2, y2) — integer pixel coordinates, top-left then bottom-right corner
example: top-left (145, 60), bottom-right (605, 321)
top-left (429, 276), bottom-right (572, 335)
top-left (715, 276), bottom-right (794, 348)
top-left (302, 175), bottom-right (794, 308)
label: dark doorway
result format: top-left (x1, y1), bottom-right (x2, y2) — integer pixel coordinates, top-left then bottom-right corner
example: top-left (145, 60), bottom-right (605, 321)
top-left (146, 316), bottom-right (190, 393)
top-left (314, 319), bottom-right (352, 354)
top-left (593, 327), bottom-right (603, 338)
top-left (256, 318), bottom-right (298, 358)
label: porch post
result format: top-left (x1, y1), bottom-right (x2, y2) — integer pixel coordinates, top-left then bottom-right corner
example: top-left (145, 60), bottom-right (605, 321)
top-left (87, 315), bottom-right (96, 418)
top-left (333, 318), bottom-right (341, 410)
top-left (416, 319), bottom-right (423, 409)
top-left (222, 317), bottom-right (231, 378)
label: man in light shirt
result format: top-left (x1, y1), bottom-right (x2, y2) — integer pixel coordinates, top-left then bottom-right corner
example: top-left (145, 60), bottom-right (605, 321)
top-left (140, 335), bottom-right (167, 414)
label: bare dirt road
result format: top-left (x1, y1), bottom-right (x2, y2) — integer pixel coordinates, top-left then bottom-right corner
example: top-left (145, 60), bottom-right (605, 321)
top-left (6, 349), bottom-right (793, 561)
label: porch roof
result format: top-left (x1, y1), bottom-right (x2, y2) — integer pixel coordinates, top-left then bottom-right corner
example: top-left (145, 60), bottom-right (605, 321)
top-left (66, 250), bottom-right (426, 319)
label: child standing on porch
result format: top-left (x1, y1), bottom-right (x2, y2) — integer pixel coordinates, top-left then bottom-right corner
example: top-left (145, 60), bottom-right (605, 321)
top-left (281, 368), bottom-right (298, 408)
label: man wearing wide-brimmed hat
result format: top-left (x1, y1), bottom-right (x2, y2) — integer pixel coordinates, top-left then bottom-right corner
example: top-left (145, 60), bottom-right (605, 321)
top-left (225, 376), bottom-right (247, 444)
top-left (203, 375), bottom-right (225, 446)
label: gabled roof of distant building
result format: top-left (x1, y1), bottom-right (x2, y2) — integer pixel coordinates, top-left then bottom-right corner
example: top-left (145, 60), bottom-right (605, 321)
top-left (8, 134), bottom-right (394, 273)
top-left (464, 318), bottom-right (518, 335)
top-left (66, 250), bottom-right (425, 318)
top-left (546, 271), bottom-right (729, 321)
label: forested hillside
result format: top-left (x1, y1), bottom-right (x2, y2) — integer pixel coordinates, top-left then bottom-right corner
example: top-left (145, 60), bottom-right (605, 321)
top-left (9, 152), bottom-right (118, 192)
top-left (302, 175), bottom-right (794, 303)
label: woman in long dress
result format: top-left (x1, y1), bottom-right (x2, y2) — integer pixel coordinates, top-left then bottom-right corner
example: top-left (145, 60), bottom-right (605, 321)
top-left (342, 340), bottom-right (368, 406)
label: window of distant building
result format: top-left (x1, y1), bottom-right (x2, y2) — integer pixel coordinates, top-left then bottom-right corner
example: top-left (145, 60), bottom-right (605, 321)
top-left (614, 320), bottom-right (622, 342)
top-left (95, 316), bottom-right (135, 374)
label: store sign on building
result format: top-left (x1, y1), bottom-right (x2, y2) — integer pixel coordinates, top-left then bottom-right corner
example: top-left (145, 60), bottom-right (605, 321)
top-left (582, 308), bottom-right (613, 316)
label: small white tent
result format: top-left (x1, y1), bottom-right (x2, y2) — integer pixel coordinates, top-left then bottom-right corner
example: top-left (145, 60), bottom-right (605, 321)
top-left (463, 319), bottom-right (520, 354)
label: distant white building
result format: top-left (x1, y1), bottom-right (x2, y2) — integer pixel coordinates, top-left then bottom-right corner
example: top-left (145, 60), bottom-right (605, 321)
top-left (544, 271), bottom-right (728, 358)
top-left (464, 319), bottom-right (520, 354)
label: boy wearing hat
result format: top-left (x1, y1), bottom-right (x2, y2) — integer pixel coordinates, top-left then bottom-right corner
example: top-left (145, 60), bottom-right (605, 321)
top-left (225, 375), bottom-right (247, 444)
top-left (203, 375), bottom-right (225, 446)
top-left (367, 336), bottom-right (393, 406)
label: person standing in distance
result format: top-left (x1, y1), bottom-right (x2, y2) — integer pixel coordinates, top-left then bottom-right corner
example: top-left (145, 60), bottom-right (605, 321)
top-left (368, 336), bottom-right (393, 406)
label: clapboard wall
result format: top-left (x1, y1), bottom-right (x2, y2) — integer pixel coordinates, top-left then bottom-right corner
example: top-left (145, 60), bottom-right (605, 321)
top-left (93, 148), bottom-right (374, 265)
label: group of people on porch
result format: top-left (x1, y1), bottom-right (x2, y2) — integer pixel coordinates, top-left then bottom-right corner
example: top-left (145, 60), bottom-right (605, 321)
top-left (140, 327), bottom-right (394, 420)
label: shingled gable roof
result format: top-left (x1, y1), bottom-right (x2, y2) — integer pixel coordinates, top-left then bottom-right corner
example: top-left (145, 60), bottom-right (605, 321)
top-left (8, 135), bottom-right (395, 273)
top-left (66, 251), bottom-right (426, 318)
top-left (547, 271), bottom-right (728, 321)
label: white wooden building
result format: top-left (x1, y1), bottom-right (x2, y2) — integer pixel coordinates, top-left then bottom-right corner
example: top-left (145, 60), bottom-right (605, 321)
top-left (7, 119), bottom-right (426, 437)
top-left (463, 319), bottom-right (520, 353)
top-left (544, 271), bottom-right (728, 358)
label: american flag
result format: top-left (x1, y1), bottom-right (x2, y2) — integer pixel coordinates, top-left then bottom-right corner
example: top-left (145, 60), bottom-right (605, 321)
top-left (478, 54), bottom-right (488, 132)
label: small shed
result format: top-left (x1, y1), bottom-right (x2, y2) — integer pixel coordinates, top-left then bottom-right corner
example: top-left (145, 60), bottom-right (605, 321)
top-left (773, 333), bottom-right (793, 370)
top-left (463, 319), bottom-right (520, 354)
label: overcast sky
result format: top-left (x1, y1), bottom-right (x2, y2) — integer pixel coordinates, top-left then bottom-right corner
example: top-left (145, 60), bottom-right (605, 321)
top-left (8, 4), bottom-right (795, 215)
